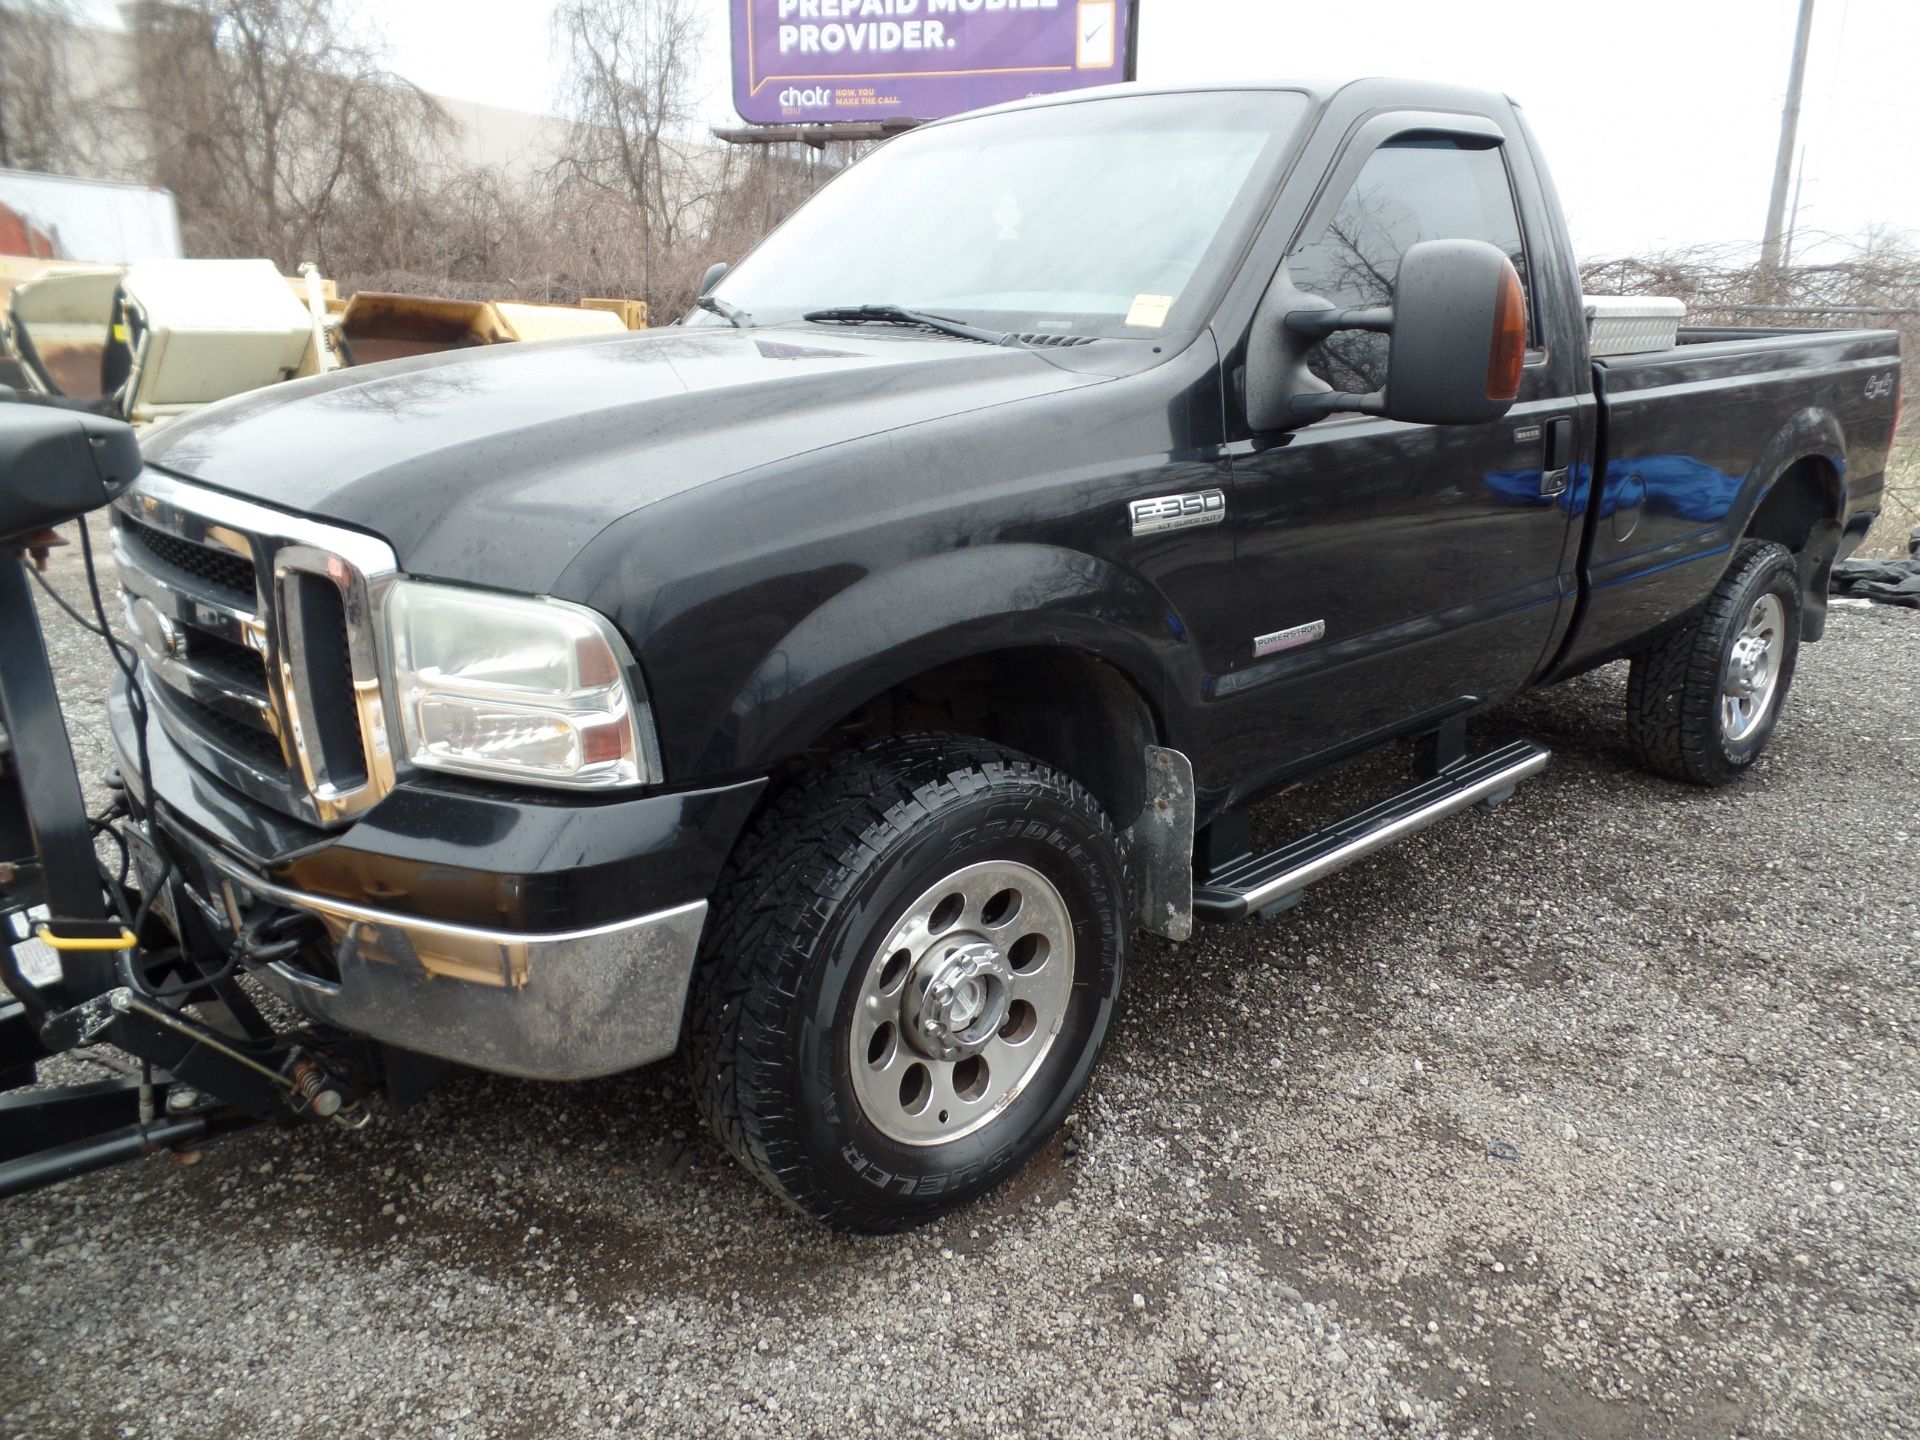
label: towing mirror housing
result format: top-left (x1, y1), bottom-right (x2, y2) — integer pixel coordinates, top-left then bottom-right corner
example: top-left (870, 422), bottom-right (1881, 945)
top-left (699, 261), bottom-right (730, 296)
top-left (1250, 238), bottom-right (1527, 430)
top-left (1373, 239), bottom-right (1527, 425)
top-left (0, 405), bottom-right (142, 545)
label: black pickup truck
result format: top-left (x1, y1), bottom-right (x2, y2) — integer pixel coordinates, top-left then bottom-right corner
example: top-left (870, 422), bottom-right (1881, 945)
top-left (106, 80), bottom-right (1900, 1230)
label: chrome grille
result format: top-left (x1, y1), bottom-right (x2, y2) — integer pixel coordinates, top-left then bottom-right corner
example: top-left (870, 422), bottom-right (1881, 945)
top-left (116, 512), bottom-right (256, 603)
top-left (111, 473), bottom-right (400, 828)
top-left (180, 627), bottom-right (271, 693)
top-left (182, 697), bottom-right (288, 771)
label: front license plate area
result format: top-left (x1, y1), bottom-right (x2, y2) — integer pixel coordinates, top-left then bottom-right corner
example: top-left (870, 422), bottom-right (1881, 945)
top-left (126, 822), bottom-right (183, 941)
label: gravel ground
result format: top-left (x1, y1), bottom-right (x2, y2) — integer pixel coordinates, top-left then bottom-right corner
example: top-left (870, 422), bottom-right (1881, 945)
top-left (4, 520), bottom-right (1917, 1439)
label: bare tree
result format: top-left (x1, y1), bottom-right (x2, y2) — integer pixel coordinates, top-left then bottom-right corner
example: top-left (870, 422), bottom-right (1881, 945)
top-left (1580, 229), bottom-right (1919, 390)
top-left (125, 0), bottom-right (451, 272)
top-left (0, 0), bottom-right (90, 173)
top-left (549, 0), bottom-right (708, 308)
top-left (2, 0), bottom-right (856, 322)
top-left (703, 139), bottom-right (856, 255)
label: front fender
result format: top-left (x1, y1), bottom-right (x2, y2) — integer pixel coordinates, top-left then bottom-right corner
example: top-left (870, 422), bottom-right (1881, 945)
top-left (698, 543), bottom-right (1192, 774)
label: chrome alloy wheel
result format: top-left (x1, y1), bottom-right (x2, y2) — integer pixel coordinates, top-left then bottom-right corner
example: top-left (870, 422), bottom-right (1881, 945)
top-left (849, 860), bottom-right (1074, 1146)
top-left (1720, 592), bottom-right (1786, 744)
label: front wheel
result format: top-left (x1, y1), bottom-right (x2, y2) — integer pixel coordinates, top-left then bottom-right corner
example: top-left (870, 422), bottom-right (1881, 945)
top-left (683, 735), bottom-right (1127, 1232)
top-left (1626, 539), bottom-right (1803, 786)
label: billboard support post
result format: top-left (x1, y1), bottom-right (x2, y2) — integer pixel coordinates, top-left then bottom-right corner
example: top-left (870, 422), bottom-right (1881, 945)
top-left (710, 120), bottom-right (924, 151)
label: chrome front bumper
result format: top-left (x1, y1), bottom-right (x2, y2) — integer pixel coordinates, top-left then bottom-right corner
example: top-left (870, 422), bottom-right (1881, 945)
top-left (204, 851), bottom-right (707, 1082)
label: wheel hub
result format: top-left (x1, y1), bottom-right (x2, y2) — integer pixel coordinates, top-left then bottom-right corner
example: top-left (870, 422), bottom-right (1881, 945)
top-left (1719, 592), bottom-right (1786, 744)
top-left (1726, 635), bottom-right (1769, 698)
top-left (848, 859), bottom-right (1074, 1147)
top-left (905, 940), bottom-right (1012, 1061)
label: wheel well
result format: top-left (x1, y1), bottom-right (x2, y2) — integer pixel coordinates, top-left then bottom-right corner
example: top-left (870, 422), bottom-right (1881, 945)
top-left (1746, 455), bottom-right (1838, 554)
top-left (816, 648), bottom-right (1163, 828)
top-left (1744, 456), bottom-right (1843, 641)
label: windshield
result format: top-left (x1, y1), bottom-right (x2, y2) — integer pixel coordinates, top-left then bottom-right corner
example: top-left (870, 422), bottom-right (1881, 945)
top-left (704, 90), bottom-right (1307, 341)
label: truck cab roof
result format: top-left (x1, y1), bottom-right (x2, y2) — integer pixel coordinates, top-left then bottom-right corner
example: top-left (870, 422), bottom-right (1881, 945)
top-left (929, 75), bottom-right (1522, 128)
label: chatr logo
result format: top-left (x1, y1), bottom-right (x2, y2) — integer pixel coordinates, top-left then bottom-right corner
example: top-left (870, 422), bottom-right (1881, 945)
top-left (780, 86), bottom-right (834, 107)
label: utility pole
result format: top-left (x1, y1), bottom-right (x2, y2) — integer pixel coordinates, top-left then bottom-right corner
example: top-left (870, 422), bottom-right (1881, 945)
top-left (1760, 0), bottom-right (1817, 276)
top-left (1782, 143), bottom-right (1807, 270)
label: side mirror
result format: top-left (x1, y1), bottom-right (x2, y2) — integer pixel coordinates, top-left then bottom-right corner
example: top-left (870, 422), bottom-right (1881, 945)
top-left (699, 261), bottom-right (729, 296)
top-left (1249, 238), bottom-right (1526, 430)
top-left (0, 405), bottom-right (142, 546)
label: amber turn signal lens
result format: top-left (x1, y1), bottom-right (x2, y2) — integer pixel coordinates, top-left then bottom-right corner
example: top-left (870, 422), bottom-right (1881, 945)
top-left (1486, 261), bottom-right (1527, 403)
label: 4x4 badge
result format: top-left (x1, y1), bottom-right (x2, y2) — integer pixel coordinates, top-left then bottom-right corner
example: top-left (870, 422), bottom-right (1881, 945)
top-left (1129, 488), bottom-right (1226, 536)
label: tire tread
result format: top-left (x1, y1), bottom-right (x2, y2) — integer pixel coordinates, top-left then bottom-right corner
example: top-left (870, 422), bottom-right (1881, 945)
top-left (683, 733), bottom-right (1115, 1230)
top-left (1625, 539), bottom-right (1799, 786)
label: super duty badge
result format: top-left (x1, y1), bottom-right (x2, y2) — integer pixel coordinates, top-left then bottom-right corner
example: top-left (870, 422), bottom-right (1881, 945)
top-left (1129, 488), bottom-right (1226, 536)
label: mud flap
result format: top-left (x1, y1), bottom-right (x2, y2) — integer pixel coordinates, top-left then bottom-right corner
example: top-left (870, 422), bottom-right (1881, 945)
top-left (1121, 746), bottom-right (1195, 942)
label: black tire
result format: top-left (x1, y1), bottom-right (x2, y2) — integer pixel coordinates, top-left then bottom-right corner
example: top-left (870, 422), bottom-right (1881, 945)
top-left (684, 734), bottom-right (1127, 1232)
top-left (1625, 540), bottom-right (1802, 786)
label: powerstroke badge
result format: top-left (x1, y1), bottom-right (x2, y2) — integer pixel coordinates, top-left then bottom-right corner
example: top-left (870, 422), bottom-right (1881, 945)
top-left (1129, 489), bottom-right (1226, 537)
top-left (1254, 620), bottom-right (1326, 657)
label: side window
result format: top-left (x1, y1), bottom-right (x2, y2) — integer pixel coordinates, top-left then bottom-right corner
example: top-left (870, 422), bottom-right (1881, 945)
top-left (1289, 138), bottom-right (1533, 394)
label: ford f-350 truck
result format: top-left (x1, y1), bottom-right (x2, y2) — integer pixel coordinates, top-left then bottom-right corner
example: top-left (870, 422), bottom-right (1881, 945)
top-left (104, 80), bottom-right (1900, 1230)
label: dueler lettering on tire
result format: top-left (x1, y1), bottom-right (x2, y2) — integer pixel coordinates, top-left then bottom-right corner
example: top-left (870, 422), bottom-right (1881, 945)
top-left (683, 734), bottom-right (1127, 1233)
top-left (1626, 540), bottom-right (1803, 787)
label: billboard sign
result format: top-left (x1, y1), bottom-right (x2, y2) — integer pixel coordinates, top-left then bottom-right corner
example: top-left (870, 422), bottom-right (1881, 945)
top-left (730, 0), bottom-right (1135, 127)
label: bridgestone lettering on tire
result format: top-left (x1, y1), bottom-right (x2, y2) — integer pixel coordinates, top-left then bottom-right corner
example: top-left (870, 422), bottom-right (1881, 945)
top-left (1626, 540), bottom-right (1803, 787)
top-left (683, 734), bottom-right (1127, 1232)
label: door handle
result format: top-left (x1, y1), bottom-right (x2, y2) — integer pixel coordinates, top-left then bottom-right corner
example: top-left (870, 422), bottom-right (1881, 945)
top-left (1540, 417), bottom-right (1574, 498)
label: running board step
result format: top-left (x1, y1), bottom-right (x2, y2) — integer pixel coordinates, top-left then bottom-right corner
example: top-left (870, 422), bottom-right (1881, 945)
top-left (1191, 740), bottom-right (1550, 922)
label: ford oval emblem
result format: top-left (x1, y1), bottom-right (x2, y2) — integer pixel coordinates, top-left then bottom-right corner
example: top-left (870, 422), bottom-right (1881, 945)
top-left (130, 596), bottom-right (185, 660)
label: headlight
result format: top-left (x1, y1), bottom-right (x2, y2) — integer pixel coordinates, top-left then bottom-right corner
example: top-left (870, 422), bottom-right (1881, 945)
top-left (383, 580), bottom-right (661, 790)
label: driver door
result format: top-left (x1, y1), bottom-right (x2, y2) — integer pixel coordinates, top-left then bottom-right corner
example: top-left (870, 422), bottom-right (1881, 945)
top-left (1224, 129), bottom-right (1584, 767)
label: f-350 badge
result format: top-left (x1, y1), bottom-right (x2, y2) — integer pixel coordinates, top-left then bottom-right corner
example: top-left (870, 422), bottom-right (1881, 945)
top-left (1129, 488), bottom-right (1226, 536)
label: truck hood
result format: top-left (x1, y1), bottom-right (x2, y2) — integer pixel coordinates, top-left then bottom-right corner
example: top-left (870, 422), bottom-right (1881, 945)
top-left (140, 324), bottom-right (1103, 593)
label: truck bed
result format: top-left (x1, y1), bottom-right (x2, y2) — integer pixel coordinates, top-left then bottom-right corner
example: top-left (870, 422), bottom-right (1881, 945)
top-left (1554, 326), bottom-right (1901, 672)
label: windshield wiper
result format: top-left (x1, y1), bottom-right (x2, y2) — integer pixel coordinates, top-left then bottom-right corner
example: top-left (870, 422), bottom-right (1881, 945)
top-left (696, 294), bottom-right (753, 329)
top-left (803, 304), bottom-right (1023, 347)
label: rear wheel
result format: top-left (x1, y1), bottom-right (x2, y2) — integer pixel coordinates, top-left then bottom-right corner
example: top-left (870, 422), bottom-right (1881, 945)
top-left (1626, 540), bottom-right (1802, 786)
top-left (684, 734), bottom-right (1127, 1232)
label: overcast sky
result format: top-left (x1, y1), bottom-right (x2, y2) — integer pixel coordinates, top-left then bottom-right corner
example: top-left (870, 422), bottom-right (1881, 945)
top-left (375, 0), bottom-right (1917, 262)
